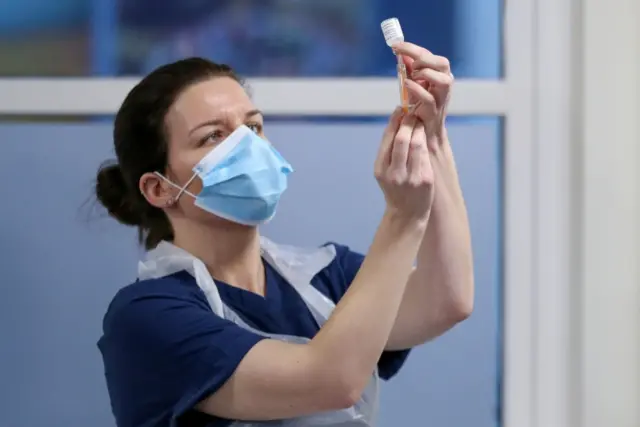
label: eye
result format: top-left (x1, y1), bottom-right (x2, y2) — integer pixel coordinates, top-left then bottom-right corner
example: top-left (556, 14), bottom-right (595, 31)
top-left (246, 122), bottom-right (263, 135)
top-left (200, 130), bottom-right (225, 146)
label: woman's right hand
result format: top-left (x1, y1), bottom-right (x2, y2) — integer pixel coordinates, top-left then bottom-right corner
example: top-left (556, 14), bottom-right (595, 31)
top-left (375, 108), bottom-right (435, 225)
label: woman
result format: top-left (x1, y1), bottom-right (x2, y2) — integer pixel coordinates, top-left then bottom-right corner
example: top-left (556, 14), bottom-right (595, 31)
top-left (96, 41), bottom-right (474, 427)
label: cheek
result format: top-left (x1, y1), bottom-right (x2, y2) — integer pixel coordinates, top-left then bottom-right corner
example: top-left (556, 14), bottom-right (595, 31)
top-left (186, 177), bottom-right (203, 195)
top-left (167, 151), bottom-right (202, 192)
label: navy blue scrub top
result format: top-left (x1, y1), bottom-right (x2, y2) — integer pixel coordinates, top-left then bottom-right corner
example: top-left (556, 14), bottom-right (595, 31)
top-left (98, 242), bottom-right (411, 427)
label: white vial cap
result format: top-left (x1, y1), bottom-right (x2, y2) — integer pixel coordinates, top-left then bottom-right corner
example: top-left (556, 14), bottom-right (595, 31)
top-left (381, 18), bottom-right (404, 47)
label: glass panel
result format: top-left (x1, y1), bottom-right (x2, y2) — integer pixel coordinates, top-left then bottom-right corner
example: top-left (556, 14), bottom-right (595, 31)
top-left (0, 0), bottom-right (502, 78)
top-left (0, 117), bottom-right (502, 427)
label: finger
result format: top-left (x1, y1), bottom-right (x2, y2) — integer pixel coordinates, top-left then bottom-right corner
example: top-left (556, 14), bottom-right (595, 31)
top-left (392, 41), bottom-right (431, 62)
top-left (394, 42), bottom-right (450, 70)
top-left (374, 107), bottom-right (404, 174)
top-left (405, 79), bottom-right (437, 109)
top-left (409, 69), bottom-right (452, 108)
top-left (411, 68), bottom-right (454, 88)
top-left (400, 54), bottom-right (415, 76)
top-left (406, 81), bottom-right (441, 133)
top-left (390, 114), bottom-right (417, 172)
top-left (407, 122), bottom-right (427, 176)
top-left (421, 144), bottom-right (434, 184)
top-left (411, 55), bottom-right (451, 73)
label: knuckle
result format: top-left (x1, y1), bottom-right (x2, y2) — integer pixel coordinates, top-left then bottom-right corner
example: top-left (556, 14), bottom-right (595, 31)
top-left (440, 56), bottom-right (451, 70)
top-left (386, 171), bottom-right (406, 186)
top-left (407, 176), bottom-right (423, 188)
top-left (394, 134), bottom-right (410, 147)
top-left (424, 173), bottom-right (435, 186)
top-left (412, 69), bottom-right (426, 79)
top-left (413, 58), bottom-right (426, 69)
top-left (409, 138), bottom-right (426, 151)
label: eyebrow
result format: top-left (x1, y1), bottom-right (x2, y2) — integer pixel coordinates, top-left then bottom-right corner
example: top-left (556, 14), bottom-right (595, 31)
top-left (189, 109), bottom-right (263, 135)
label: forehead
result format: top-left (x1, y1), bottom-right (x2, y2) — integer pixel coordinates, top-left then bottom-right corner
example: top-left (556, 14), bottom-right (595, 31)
top-left (167, 77), bottom-right (255, 128)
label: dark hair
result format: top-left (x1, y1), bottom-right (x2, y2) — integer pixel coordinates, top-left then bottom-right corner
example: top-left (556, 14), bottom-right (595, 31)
top-left (95, 57), bottom-right (243, 250)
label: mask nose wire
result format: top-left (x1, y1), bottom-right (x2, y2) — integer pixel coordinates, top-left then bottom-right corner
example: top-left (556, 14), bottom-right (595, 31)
top-left (153, 171), bottom-right (198, 203)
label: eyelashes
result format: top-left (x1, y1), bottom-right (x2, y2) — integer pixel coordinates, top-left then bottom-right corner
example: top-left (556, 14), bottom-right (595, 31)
top-left (199, 123), bottom-right (263, 146)
top-left (247, 122), bottom-right (263, 134)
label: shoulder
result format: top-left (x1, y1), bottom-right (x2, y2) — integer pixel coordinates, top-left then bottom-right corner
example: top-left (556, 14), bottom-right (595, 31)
top-left (99, 270), bottom-right (264, 360)
top-left (101, 271), bottom-right (209, 335)
top-left (98, 271), bottom-right (266, 426)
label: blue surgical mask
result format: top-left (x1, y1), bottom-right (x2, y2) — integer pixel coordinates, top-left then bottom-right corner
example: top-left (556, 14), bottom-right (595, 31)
top-left (157, 125), bottom-right (293, 225)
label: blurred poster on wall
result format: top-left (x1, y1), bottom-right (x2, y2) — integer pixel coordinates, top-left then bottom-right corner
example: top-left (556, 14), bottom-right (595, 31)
top-left (118, 0), bottom-right (377, 76)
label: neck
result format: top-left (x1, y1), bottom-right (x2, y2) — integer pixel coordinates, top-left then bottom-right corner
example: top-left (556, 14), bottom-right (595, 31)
top-left (171, 219), bottom-right (265, 295)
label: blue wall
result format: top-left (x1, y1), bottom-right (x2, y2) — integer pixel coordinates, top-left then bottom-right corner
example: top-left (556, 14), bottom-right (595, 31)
top-left (0, 119), bottom-right (501, 426)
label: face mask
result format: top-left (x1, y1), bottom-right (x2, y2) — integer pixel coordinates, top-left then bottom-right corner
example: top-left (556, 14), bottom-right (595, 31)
top-left (157, 125), bottom-right (293, 225)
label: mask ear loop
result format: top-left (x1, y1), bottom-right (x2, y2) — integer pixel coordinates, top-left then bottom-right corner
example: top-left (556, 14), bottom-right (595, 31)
top-left (154, 172), bottom-right (199, 207)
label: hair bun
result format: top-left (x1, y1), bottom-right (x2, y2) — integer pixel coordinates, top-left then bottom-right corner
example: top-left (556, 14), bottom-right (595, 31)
top-left (95, 161), bottom-right (143, 226)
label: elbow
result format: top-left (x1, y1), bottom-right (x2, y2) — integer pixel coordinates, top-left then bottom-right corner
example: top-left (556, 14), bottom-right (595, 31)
top-left (321, 368), bottom-right (368, 411)
top-left (446, 293), bottom-right (474, 324)
top-left (307, 346), bottom-right (369, 412)
top-left (454, 298), bottom-right (474, 322)
top-left (333, 378), bottom-right (365, 410)
top-left (330, 387), bottom-right (362, 410)
top-left (315, 381), bottom-right (363, 412)
top-left (446, 274), bottom-right (475, 323)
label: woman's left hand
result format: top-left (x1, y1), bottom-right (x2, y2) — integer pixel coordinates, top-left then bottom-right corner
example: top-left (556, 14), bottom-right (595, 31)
top-left (392, 42), bottom-right (464, 212)
top-left (383, 44), bottom-right (474, 348)
top-left (392, 42), bottom-right (453, 152)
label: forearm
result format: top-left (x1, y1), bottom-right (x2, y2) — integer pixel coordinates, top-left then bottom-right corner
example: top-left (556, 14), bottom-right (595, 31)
top-left (416, 186), bottom-right (474, 313)
top-left (415, 144), bottom-right (474, 321)
top-left (309, 210), bottom-right (426, 395)
top-left (386, 144), bottom-right (474, 349)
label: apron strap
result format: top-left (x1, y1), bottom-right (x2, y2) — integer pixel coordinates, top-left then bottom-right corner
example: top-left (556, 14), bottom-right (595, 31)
top-left (139, 239), bottom-right (339, 325)
top-left (259, 237), bottom-right (337, 325)
top-left (138, 241), bottom-right (225, 315)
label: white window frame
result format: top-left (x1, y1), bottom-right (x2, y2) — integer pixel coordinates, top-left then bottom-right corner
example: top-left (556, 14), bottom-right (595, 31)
top-left (0, 78), bottom-right (505, 116)
top-left (0, 0), bottom-right (603, 426)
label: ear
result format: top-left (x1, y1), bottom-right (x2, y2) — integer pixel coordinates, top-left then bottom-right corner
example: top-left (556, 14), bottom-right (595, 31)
top-left (139, 172), bottom-right (176, 209)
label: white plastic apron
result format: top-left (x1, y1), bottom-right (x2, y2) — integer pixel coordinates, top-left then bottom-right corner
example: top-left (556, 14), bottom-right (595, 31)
top-left (138, 237), bottom-right (380, 426)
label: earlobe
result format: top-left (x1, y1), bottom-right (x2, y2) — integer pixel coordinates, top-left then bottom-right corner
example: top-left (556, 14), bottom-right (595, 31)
top-left (163, 196), bottom-right (177, 208)
top-left (139, 172), bottom-right (174, 209)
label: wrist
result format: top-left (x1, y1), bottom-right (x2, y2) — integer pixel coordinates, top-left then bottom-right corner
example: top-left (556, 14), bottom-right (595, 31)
top-left (370, 208), bottom-right (428, 268)
top-left (381, 207), bottom-right (430, 235)
top-left (430, 137), bottom-right (455, 164)
top-left (430, 190), bottom-right (468, 223)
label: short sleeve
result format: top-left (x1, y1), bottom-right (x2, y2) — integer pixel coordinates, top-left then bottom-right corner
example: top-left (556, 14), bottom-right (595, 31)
top-left (98, 278), bottom-right (266, 427)
top-left (326, 242), bottom-right (412, 381)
